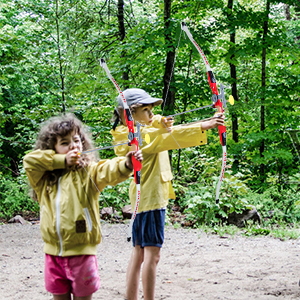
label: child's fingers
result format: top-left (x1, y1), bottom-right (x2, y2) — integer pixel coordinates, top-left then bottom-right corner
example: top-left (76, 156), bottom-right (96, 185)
top-left (215, 117), bottom-right (225, 126)
top-left (211, 113), bottom-right (225, 126)
top-left (125, 150), bottom-right (142, 170)
top-left (66, 150), bottom-right (81, 166)
top-left (126, 150), bottom-right (143, 162)
top-left (134, 150), bottom-right (143, 162)
top-left (162, 117), bottom-right (174, 128)
top-left (164, 116), bottom-right (173, 122)
top-left (161, 117), bottom-right (173, 133)
top-left (214, 113), bottom-right (225, 119)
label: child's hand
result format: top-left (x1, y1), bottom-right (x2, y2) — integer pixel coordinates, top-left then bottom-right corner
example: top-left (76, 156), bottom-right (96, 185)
top-left (201, 113), bottom-right (225, 130)
top-left (125, 150), bottom-right (143, 170)
top-left (65, 149), bottom-right (80, 166)
top-left (162, 117), bottom-right (174, 132)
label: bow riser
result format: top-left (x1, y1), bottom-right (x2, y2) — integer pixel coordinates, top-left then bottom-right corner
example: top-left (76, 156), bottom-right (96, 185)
top-left (124, 107), bottom-right (142, 184)
top-left (215, 100), bottom-right (226, 147)
top-left (207, 71), bottom-right (227, 147)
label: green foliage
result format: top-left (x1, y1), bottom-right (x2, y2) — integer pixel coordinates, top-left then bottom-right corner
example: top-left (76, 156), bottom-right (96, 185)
top-left (246, 176), bottom-right (300, 224)
top-left (240, 223), bottom-right (300, 240)
top-left (0, 173), bottom-right (39, 220)
top-left (171, 157), bottom-right (251, 226)
top-left (99, 178), bottom-right (132, 211)
top-left (0, 0), bottom-right (299, 228)
top-left (203, 223), bottom-right (300, 240)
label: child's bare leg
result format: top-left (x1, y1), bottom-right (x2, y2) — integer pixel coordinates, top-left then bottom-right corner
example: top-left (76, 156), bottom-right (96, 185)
top-left (53, 293), bottom-right (92, 300)
top-left (53, 293), bottom-right (71, 300)
top-left (74, 295), bottom-right (92, 300)
top-left (142, 246), bottom-right (161, 300)
top-left (126, 246), bottom-right (144, 300)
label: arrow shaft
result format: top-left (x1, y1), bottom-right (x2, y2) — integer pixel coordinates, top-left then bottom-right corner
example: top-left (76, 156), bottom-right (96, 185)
top-left (165, 104), bottom-right (214, 119)
top-left (80, 142), bottom-right (129, 155)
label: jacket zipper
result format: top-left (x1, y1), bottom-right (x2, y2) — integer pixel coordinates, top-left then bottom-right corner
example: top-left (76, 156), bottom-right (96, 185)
top-left (55, 177), bottom-right (63, 256)
top-left (83, 208), bottom-right (93, 232)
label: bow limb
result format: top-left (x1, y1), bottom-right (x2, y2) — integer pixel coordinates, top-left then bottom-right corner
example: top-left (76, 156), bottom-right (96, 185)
top-left (100, 59), bottom-right (141, 241)
top-left (215, 103), bottom-right (227, 205)
top-left (181, 22), bottom-right (227, 205)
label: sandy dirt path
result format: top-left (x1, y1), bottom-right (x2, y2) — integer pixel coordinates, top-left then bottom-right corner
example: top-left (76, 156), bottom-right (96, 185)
top-left (1, 223), bottom-right (300, 300)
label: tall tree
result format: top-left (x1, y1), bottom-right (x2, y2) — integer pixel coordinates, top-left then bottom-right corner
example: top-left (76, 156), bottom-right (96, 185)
top-left (227, 0), bottom-right (239, 170)
top-left (162, 0), bottom-right (176, 114)
top-left (259, 0), bottom-right (270, 180)
top-left (117, 0), bottom-right (129, 87)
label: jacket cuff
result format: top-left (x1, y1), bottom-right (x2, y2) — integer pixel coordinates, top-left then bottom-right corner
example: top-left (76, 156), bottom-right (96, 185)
top-left (119, 159), bottom-right (133, 176)
top-left (53, 154), bottom-right (66, 169)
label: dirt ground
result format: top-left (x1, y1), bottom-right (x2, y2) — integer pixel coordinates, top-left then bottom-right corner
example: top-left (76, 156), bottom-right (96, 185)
top-left (1, 222), bottom-right (300, 300)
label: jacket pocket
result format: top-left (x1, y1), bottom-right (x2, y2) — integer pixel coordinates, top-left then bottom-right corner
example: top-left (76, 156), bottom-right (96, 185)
top-left (160, 170), bottom-right (173, 182)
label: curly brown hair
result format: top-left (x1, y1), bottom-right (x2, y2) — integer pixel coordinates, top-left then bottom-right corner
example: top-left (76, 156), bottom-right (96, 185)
top-left (35, 113), bottom-right (94, 152)
top-left (31, 113), bottom-right (97, 200)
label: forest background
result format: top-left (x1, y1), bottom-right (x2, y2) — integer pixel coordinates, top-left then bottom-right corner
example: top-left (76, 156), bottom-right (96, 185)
top-left (0, 0), bottom-right (300, 235)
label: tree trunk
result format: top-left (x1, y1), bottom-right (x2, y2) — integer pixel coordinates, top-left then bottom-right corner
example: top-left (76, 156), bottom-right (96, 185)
top-left (295, 3), bottom-right (300, 42)
top-left (285, 4), bottom-right (300, 42)
top-left (117, 0), bottom-right (129, 88)
top-left (260, 0), bottom-right (270, 179)
top-left (55, 0), bottom-right (66, 113)
top-left (284, 4), bottom-right (291, 20)
top-left (227, 0), bottom-right (239, 170)
top-left (162, 0), bottom-right (175, 114)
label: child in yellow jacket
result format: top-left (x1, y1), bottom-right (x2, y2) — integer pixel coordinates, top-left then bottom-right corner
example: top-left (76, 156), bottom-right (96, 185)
top-left (110, 88), bottom-right (225, 300)
top-left (23, 113), bottom-right (142, 300)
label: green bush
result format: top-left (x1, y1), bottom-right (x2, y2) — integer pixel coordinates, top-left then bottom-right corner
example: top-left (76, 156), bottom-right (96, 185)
top-left (171, 154), bottom-right (251, 226)
top-left (0, 173), bottom-right (39, 220)
top-left (99, 178), bottom-right (132, 211)
top-left (247, 176), bottom-right (300, 224)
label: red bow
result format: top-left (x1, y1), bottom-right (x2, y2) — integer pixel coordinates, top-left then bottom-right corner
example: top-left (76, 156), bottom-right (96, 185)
top-left (101, 59), bottom-right (142, 241)
top-left (181, 22), bottom-right (231, 204)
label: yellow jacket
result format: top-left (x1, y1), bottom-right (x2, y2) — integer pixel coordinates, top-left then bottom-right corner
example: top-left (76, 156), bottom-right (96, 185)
top-left (23, 150), bottom-right (132, 257)
top-left (110, 115), bottom-right (207, 213)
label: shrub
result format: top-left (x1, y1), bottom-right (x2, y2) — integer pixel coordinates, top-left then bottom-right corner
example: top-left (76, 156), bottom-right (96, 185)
top-left (0, 174), bottom-right (39, 220)
top-left (247, 176), bottom-right (300, 224)
top-left (171, 169), bottom-right (251, 226)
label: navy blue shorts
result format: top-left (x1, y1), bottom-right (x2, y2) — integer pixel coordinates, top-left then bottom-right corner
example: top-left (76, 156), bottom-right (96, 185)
top-left (132, 209), bottom-right (165, 248)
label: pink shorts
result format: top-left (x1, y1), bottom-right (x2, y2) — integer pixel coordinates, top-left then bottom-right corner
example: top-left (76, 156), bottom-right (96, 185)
top-left (45, 254), bottom-right (100, 297)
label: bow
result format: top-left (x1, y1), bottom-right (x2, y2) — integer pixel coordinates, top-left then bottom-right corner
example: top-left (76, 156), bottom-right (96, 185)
top-left (181, 22), bottom-right (234, 204)
top-left (100, 58), bottom-right (142, 242)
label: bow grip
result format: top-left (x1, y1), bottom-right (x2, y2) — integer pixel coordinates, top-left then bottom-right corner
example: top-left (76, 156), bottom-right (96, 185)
top-left (130, 141), bottom-right (142, 184)
top-left (132, 156), bottom-right (141, 185)
top-left (218, 125), bottom-right (226, 147)
top-left (215, 100), bottom-right (226, 146)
